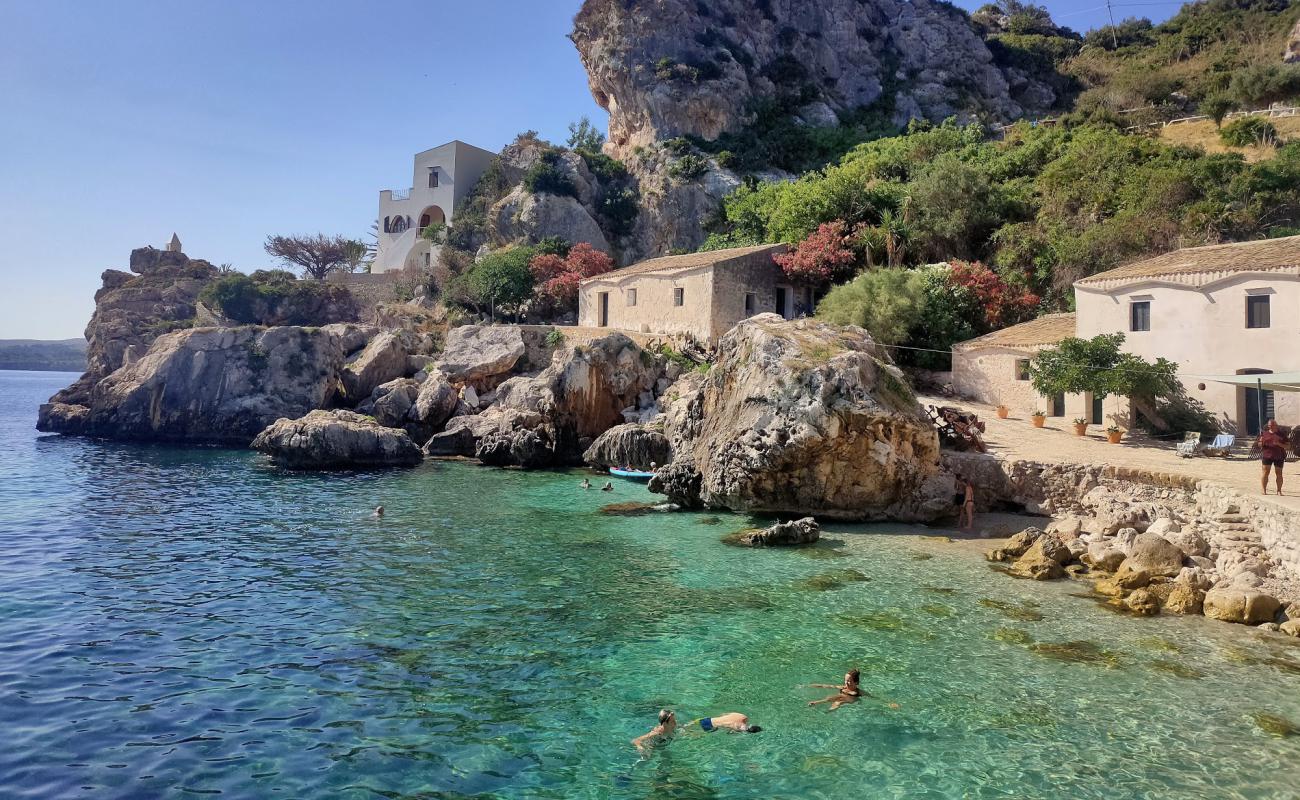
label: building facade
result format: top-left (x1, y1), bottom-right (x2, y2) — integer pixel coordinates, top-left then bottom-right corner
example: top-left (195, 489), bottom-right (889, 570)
top-left (953, 236), bottom-right (1300, 434)
top-left (577, 244), bottom-right (802, 342)
top-left (372, 140), bottom-right (496, 274)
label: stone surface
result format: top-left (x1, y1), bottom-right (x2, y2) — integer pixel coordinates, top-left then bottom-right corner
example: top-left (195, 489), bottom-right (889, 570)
top-left (1203, 588), bottom-right (1282, 625)
top-left (1009, 534), bottom-right (1070, 580)
top-left (649, 316), bottom-right (942, 520)
top-left (1163, 583), bottom-right (1205, 615)
top-left (1281, 619), bottom-right (1300, 637)
top-left (491, 188), bottom-right (611, 254)
top-left (1116, 533), bottom-right (1186, 579)
top-left (341, 330), bottom-right (413, 403)
top-left (1123, 588), bottom-right (1161, 616)
top-left (570, 0), bottom-right (1049, 158)
top-left (735, 517), bottom-right (821, 547)
top-left (251, 409), bottom-right (423, 469)
top-left (407, 374), bottom-right (461, 441)
top-left (582, 423), bottom-right (672, 470)
top-left (1084, 541), bottom-right (1126, 572)
top-left (986, 527), bottom-right (1044, 563)
top-left (361, 378), bottom-right (421, 429)
top-left (434, 325), bottom-right (525, 384)
top-left (43, 326), bottom-right (344, 445)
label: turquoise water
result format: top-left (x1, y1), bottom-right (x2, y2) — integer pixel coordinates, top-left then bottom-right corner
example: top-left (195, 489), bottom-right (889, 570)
top-left (2, 370), bottom-right (1300, 798)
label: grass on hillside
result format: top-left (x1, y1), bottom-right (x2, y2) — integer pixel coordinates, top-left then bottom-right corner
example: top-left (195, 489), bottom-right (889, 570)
top-left (1158, 115), bottom-right (1300, 162)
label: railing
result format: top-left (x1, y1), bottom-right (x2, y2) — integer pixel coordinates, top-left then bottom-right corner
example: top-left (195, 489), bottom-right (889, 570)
top-left (387, 188), bottom-right (411, 201)
top-left (1124, 104), bottom-right (1300, 133)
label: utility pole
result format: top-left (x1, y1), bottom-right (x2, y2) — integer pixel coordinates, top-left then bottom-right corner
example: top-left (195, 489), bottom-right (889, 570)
top-left (1106, 0), bottom-right (1119, 50)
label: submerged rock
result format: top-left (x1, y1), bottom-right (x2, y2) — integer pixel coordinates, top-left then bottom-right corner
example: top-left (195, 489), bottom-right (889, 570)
top-left (251, 409), bottom-right (423, 469)
top-left (1252, 712), bottom-right (1299, 737)
top-left (733, 517), bottom-right (821, 547)
top-left (1028, 640), bottom-right (1124, 668)
top-left (650, 316), bottom-right (943, 520)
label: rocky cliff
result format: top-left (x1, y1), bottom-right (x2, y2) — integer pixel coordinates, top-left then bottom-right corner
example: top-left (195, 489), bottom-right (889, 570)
top-left (571, 0), bottom-right (1052, 158)
top-left (650, 315), bottom-right (949, 520)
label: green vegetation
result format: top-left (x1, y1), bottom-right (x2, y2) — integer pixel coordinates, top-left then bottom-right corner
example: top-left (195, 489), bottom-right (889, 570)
top-left (448, 246), bottom-right (536, 319)
top-left (199, 270), bottom-right (353, 326)
top-left (815, 269), bottom-right (923, 347)
top-left (1220, 116), bottom-right (1280, 147)
top-left (1029, 333), bottom-right (1184, 429)
top-left (523, 149), bottom-right (578, 198)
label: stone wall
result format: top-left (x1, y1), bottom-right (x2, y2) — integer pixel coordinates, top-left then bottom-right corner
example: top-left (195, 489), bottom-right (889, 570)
top-left (945, 451), bottom-right (1300, 601)
top-left (325, 272), bottom-right (402, 318)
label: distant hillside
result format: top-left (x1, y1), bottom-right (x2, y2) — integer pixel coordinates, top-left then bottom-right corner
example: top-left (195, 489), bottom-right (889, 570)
top-left (0, 339), bottom-right (88, 372)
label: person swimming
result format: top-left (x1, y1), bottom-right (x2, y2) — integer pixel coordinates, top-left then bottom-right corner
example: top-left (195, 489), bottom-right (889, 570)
top-left (372, 505), bottom-right (385, 518)
top-left (631, 709), bottom-right (677, 755)
top-left (807, 668), bottom-right (899, 711)
top-left (580, 478), bottom-right (592, 489)
top-left (688, 711), bottom-right (762, 733)
top-left (601, 481), bottom-right (614, 491)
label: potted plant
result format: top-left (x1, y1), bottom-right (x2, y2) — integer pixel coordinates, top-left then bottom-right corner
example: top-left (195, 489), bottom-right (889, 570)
top-left (1106, 424), bottom-right (1124, 444)
top-left (1031, 410), bottom-right (1046, 428)
top-left (1072, 417), bottom-right (1088, 436)
top-left (996, 404), bottom-right (1010, 419)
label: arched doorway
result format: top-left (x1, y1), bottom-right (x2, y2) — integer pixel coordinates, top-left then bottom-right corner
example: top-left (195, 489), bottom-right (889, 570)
top-left (1237, 368), bottom-right (1275, 435)
top-left (418, 205), bottom-right (446, 234)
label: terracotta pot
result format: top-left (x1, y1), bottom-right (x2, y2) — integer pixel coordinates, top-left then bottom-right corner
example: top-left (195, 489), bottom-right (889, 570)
top-left (1073, 423), bottom-right (1088, 436)
top-left (1031, 415), bottom-right (1046, 428)
top-left (996, 406), bottom-right (1010, 419)
top-left (1107, 431), bottom-right (1123, 444)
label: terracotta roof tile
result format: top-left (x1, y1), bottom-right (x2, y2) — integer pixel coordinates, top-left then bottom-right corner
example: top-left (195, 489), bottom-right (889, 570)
top-left (953, 313), bottom-right (1077, 351)
top-left (582, 243), bottom-right (786, 283)
top-left (1076, 235), bottom-right (1300, 287)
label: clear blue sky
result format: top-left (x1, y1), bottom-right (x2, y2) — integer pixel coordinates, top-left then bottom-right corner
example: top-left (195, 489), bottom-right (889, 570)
top-left (0, 0), bottom-right (1182, 339)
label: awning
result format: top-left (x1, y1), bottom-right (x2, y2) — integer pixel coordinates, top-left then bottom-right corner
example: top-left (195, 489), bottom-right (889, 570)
top-left (1204, 372), bottom-right (1300, 392)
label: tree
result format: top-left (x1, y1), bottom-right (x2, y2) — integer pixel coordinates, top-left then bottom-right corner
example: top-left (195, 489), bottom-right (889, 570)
top-left (775, 221), bottom-right (859, 285)
top-left (948, 260), bottom-right (1040, 329)
top-left (814, 268), bottom-right (924, 346)
top-left (459, 247), bottom-right (536, 319)
top-left (341, 239), bottom-right (371, 273)
top-left (1200, 93), bottom-right (1235, 128)
top-left (1029, 333), bottom-right (1181, 428)
top-left (567, 117), bottom-right (606, 152)
top-left (529, 242), bottom-right (614, 314)
top-left (263, 234), bottom-right (352, 279)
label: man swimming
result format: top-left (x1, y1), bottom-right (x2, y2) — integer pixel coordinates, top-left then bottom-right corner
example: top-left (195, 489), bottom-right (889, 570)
top-left (631, 709), bottom-right (677, 754)
top-left (580, 478), bottom-right (592, 489)
top-left (686, 711), bottom-right (762, 733)
top-left (601, 481), bottom-right (614, 491)
top-left (372, 505), bottom-right (385, 518)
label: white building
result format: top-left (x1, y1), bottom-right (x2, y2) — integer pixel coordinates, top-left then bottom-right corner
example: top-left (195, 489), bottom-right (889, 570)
top-left (953, 236), bottom-right (1300, 434)
top-left (373, 140), bottom-right (496, 274)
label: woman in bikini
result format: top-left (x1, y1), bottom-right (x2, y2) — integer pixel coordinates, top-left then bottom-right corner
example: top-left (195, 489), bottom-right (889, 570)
top-left (808, 669), bottom-right (900, 711)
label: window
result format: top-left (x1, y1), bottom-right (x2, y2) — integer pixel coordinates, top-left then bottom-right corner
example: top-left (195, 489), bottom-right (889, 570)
top-left (1015, 359), bottom-right (1031, 381)
top-left (673, 287), bottom-right (684, 307)
top-left (1247, 295), bottom-right (1270, 329)
top-left (626, 288), bottom-right (637, 307)
top-left (744, 292), bottom-right (756, 315)
top-left (1130, 300), bottom-right (1150, 332)
top-left (428, 169), bottom-right (439, 188)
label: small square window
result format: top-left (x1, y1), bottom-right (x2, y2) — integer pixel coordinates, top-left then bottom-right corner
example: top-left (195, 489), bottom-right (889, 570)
top-left (1130, 300), bottom-right (1150, 332)
top-left (626, 288), bottom-right (637, 307)
top-left (673, 287), bottom-right (684, 307)
top-left (744, 292), bottom-right (757, 315)
top-left (1016, 359), bottom-right (1031, 381)
top-left (1246, 295), bottom-right (1270, 329)
top-left (428, 169), bottom-right (439, 188)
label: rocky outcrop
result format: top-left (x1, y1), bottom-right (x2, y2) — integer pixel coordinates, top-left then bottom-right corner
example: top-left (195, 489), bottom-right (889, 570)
top-left (357, 378), bottom-right (421, 428)
top-left (571, 0), bottom-right (1050, 158)
top-left (1203, 588), bottom-right (1282, 625)
top-left (42, 326), bottom-right (344, 445)
top-left (1286, 18), bottom-right (1300, 63)
top-left (492, 188), bottom-right (611, 254)
top-left (407, 373), bottom-right (462, 441)
top-left (734, 517), bottom-right (820, 547)
top-left (649, 315), bottom-right (944, 520)
top-left (434, 325), bottom-right (525, 385)
top-left (1008, 532), bottom-right (1071, 580)
top-left (583, 423), bottom-right (671, 470)
top-left (251, 409), bottom-right (423, 469)
top-left (341, 330), bottom-right (414, 402)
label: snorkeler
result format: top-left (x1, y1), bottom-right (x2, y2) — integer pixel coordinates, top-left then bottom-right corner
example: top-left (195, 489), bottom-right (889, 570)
top-left (686, 711), bottom-right (762, 733)
top-left (632, 709), bottom-right (677, 754)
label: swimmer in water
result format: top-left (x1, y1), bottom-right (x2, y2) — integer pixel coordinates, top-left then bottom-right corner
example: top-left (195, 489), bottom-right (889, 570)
top-left (807, 668), bottom-right (899, 711)
top-left (373, 505), bottom-right (385, 518)
top-left (631, 709), bottom-right (677, 755)
top-left (581, 478), bottom-right (592, 489)
top-left (685, 711), bottom-right (762, 734)
top-left (602, 481), bottom-right (614, 491)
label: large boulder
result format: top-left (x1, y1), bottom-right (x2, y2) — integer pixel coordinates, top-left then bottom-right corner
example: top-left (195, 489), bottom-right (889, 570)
top-left (491, 188), bottom-right (611, 254)
top-left (583, 423), bottom-right (671, 470)
top-left (358, 378), bottom-right (421, 428)
top-left (1203, 588), bottom-right (1281, 625)
top-left (43, 326), bottom-right (344, 445)
top-left (1008, 534), bottom-right (1070, 580)
top-left (341, 330), bottom-right (413, 402)
top-left (648, 316), bottom-right (942, 520)
top-left (986, 527), bottom-right (1044, 563)
top-left (1116, 533), bottom-right (1185, 579)
top-left (407, 373), bottom-right (461, 441)
top-left (434, 325), bottom-right (526, 385)
top-left (251, 409), bottom-right (423, 469)
top-left (734, 517), bottom-right (820, 547)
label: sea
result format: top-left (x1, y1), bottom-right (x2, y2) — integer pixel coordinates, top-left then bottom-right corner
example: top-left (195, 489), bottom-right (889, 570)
top-left (2, 369), bottom-right (1298, 799)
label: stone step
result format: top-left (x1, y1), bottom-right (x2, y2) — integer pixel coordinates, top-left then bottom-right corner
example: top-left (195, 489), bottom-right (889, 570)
top-left (1217, 523), bottom-right (1256, 534)
top-left (1216, 514), bottom-right (1248, 524)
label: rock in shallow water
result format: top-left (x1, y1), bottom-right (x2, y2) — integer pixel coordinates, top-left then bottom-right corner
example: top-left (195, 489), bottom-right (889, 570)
top-left (251, 409), bottom-right (423, 469)
top-left (733, 517), bottom-right (821, 547)
top-left (1203, 588), bottom-right (1281, 625)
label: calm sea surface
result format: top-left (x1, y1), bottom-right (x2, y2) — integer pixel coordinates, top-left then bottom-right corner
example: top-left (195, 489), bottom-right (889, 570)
top-left (2, 369), bottom-right (1299, 798)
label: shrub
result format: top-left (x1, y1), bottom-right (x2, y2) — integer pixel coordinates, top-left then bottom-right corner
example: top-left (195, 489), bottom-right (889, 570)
top-left (529, 243), bottom-right (614, 315)
top-left (523, 150), bottom-right (578, 198)
top-left (668, 153), bottom-right (709, 180)
top-left (454, 247), bottom-right (537, 317)
top-left (579, 150), bottom-right (628, 181)
top-left (199, 271), bottom-right (356, 326)
top-left (1220, 117), bottom-right (1279, 147)
top-left (774, 221), bottom-right (859, 285)
top-left (815, 269), bottom-right (924, 346)
top-left (566, 117), bottom-right (605, 152)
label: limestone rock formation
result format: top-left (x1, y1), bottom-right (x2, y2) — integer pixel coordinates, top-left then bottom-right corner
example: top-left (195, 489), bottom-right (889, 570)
top-left (1203, 588), bottom-right (1281, 625)
top-left (492, 187), bottom-right (611, 254)
top-left (649, 315), bottom-right (943, 520)
top-left (735, 517), bottom-right (821, 547)
top-left (571, 0), bottom-right (1050, 158)
top-left (1286, 18), bottom-right (1300, 63)
top-left (1009, 534), bottom-right (1070, 580)
top-left (358, 378), bottom-right (421, 429)
top-left (251, 409), bottom-right (423, 469)
top-left (1116, 533), bottom-right (1186, 579)
top-left (407, 373), bottom-right (462, 441)
top-left (341, 330), bottom-right (414, 403)
top-left (986, 527), bottom-right (1043, 563)
top-left (583, 423), bottom-right (672, 470)
top-left (42, 326), bottom-right (344, 445)
top-left (434, 325), bottom-right (525, 385)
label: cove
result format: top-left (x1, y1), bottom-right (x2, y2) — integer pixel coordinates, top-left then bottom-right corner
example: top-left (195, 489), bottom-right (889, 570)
top-left (3, 371), bottom-right (1299, 799)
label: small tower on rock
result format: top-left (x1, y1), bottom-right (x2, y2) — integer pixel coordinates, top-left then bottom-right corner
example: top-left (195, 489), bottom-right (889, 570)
top-left (166, 233), bottom-right (182, 253)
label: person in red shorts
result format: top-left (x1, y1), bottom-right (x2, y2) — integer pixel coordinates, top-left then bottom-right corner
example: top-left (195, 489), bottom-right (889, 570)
top-left (1258, 419), bottom-right (1289, 496)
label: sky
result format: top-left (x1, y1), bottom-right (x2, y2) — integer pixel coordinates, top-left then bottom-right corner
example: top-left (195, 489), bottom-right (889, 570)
top-left (0, 0), bottom-right (1183, 340)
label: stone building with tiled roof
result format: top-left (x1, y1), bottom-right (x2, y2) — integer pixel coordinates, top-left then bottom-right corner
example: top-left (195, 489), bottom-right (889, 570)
top-left (954, 236), bottom-right (1300, 433)
top-left (577, 243), bottom-right (803, 342)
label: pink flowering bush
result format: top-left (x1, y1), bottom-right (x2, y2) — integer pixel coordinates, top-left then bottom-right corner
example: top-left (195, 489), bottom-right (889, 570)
top-left (529, 243), bottom-right (614, 315)
top-left (774, 221), bottom-right (858, 285)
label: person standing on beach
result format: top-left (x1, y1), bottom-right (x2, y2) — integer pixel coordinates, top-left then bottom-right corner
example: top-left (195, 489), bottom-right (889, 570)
top-left (1259, 419), bottom-right (1288, 495)
top-left (955, 476), bottom-right (976, 531)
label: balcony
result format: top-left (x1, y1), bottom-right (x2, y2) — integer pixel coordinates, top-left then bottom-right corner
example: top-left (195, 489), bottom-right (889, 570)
top-left (386, 188), bottom-right (411, 201)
